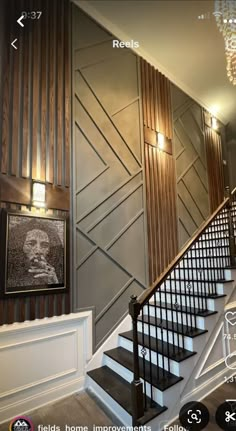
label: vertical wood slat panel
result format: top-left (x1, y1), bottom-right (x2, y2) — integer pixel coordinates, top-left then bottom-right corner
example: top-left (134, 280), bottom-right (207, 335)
top-left (205, 126), bottom-right (224, 212)
top-left (22, 22), bottom-right (29, 178)
top-left (0, 0), bottom-right (71, 326)
top-left (57, 0), bottom-right (63, 186)
top-left (149, 148), bottom-right (157, 280)
top-left (64, 0), bottom-right (70, 187)
top-left (1, 0), bottom-right (11, 174)
top-left (141, 59), bottom-right (173, 140)
top-left (40, 0), bottom-right (48, 182)
top-left (11, 30), bottom-right (20, 176)
top-left (48, 0), bottom-right (55, 184)
top-left (145, 145), bottom-right (154, 282)
top-left (19, 297), bottom-right (26, 322)
top-left (153, 67), bottom-right (158, 132)
top-left (145, 61), bottom-right (151, 129)
top-left (7, 299), bottom-right (15, 324)
top-left (32, 0), bottom-right (40, 180)
top-left (141, 59), bottom-right (178, 284)
top-left (1, 0), bottom-right (70, 184)
top-left (150, 66), bottom-right (155, 130)
top-left (141, 59), bottom-right (147, 127)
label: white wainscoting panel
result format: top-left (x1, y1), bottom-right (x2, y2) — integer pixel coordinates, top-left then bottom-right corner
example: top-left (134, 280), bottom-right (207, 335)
top-left (0, 312), bottom-right (92, 424)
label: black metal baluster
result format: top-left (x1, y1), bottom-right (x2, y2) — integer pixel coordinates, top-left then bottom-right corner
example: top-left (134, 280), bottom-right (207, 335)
top-left (195, 241), bottom-right (201, 314)
top-left (169, 272), bottom-right (176, 356)
top-left (185, 249), bottom-right (193, 332)
top-left (177, 263), bottom-right (185, 349)
top-left (158, 284), bottom-right (165, 381)
top-left (141, 307), bottom-right (147, 411)
top-left (190, 248), bottom-right (197, 327)
top-left (147, 301), bottom-right (153, 407)
top-left (129, 295), bottom-right (144, 424)
top-left (153, 289), bottom-right (160, 384)
top-left (163, 280), bottom-right (170, 374)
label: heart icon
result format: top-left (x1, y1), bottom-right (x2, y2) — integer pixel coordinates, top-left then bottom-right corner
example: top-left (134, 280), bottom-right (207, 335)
top-left (225, 311), bottom-right (236, 326)
top-left (225, 353), bottom-right (236, 370)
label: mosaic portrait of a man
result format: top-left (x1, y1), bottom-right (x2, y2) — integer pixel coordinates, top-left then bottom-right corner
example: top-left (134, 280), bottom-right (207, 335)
top-left (5, 214), bottom-right (65, 293)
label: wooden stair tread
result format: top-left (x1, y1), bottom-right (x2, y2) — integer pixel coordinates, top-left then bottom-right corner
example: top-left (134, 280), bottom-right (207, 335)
top-left (87, 366), bottom-right (167, 424)
top-left (156, 290), bottom-right (227, 299)
top-left (166, 278), bottom-right (233, 283)
top-left (105, 347), bottom-right (183, 390)
top-left (149, 301), bottom-right (217, 317)
top-left (138, 315), bottom-right (208, 337)
top-left (120, 330), bottom-right (196, 362)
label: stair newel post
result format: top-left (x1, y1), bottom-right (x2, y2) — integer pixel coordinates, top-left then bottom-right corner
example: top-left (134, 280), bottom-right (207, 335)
top-left (129, 294), bottom-right (144, 425)
top-left (225, 186), bottom-right (236, 267)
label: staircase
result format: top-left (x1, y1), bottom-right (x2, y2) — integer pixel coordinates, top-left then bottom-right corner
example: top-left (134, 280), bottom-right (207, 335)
top-left (87, 190), bottom-right (236, 429)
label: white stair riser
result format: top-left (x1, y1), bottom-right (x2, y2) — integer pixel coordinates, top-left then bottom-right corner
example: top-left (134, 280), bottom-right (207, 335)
top-left (153, 292), bottom-right (216, 311)
top-left (177, 258), bottom-right (229, 270)
top-left (186, 247), bottom-right (229, 259)
top-left (87, 376), bottom-right (133, 427)
top-left (143, 305), bottom-right (206, 329)
top-left (191, 239), bottom-right (229, 248)
top-left (176, 268), bottom-right (226, 280)
top-left (104, 354), bottom-right (182, 407)
top-left (163, 279), bottom-right (223, 296)
top-left (119, 335), bottom-right (195, 377)
top-left (200, 231), bottom-right (228, 240)
top-left (137, 321), bottom-right (195, 351)
top-left (104, 354), bottom-right (164, 406)
top-left (154, 282), bottom-right (225, 296)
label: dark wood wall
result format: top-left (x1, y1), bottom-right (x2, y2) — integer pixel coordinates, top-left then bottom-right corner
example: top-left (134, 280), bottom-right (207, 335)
top-left (204, 112), bottom-right (224, 212)
top-left (0, 0), bottom-right (71, 325)
top-left (1, 0), bottom-right (70, 184)
top-left (140, 59), bottom-right (178, 284)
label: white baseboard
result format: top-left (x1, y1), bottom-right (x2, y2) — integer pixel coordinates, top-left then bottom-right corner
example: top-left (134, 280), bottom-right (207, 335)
top-left (0, 312), bottom-right (92, 424)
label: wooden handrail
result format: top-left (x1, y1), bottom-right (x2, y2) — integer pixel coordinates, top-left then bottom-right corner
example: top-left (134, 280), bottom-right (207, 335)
top-left (138, 197), bottom-right (229, 307)
top-left (231, 186), bottom-right (236, 196)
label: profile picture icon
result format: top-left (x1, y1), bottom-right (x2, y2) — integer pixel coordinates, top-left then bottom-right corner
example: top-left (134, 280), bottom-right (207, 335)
top-left (9, 416), bottom-right (33, 431)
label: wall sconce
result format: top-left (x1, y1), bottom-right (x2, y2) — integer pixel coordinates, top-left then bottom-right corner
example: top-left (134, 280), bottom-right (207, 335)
top-left (32, 181), bottom-right (46, 208)
top-left (157, 132), bottom-right (165, 150)
top-left (211, 117), bottom-right (218, 130)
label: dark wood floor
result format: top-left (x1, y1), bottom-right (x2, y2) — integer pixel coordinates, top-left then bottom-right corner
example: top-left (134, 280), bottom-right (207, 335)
top-left (0, 382), bottom-right (235, 430)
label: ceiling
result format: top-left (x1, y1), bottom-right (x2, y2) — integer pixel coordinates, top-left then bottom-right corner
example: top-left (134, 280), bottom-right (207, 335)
top-left (75, 0), bottom-right (236, 131)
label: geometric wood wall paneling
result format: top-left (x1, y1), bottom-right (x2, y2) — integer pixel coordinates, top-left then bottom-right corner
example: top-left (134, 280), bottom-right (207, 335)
top-left (205, 125), bottom-right (225, 212)
top-left (140, 60), bottom-right (178, 284)
top-left (0, 0), bottom-right (71, 326)
top-left (172, 85), bottom-right (210, 248)
top-left (72, 5), bottom-right (148, 350)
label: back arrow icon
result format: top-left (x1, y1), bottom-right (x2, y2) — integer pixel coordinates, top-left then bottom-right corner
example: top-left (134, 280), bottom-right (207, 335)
top-left (11, 39), bottom-right (18, 50)
top-left (17, 15), bottom-right (24, 27)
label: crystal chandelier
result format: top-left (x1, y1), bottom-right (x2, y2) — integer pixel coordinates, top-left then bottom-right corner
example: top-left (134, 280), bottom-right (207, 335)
top-left (214, 0), bottom-right (236, 85)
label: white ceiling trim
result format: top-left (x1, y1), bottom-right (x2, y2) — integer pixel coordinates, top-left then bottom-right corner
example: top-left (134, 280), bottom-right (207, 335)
top-left (74, 0), bottom-right (227, 125)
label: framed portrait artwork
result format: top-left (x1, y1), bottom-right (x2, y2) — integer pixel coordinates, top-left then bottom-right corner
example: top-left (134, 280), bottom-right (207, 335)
top-left (0, 210), bottom-right (68, 296)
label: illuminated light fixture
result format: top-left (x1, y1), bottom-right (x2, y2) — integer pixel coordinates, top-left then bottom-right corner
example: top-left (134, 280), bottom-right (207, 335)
top-left (157, 132), bottom-right (165, 150)
top-left (214, 0), bottom-right (236, 85)
top-left (211, 116), bottom-right (218, 130)
top-left (209, 105), bottom-right (220, 116)
top-left (32, 181), bottom-right (46, 208)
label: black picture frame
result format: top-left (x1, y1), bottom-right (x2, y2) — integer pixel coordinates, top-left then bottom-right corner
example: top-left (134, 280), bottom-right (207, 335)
top-left (0, 209), bottom-right (69, 297)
